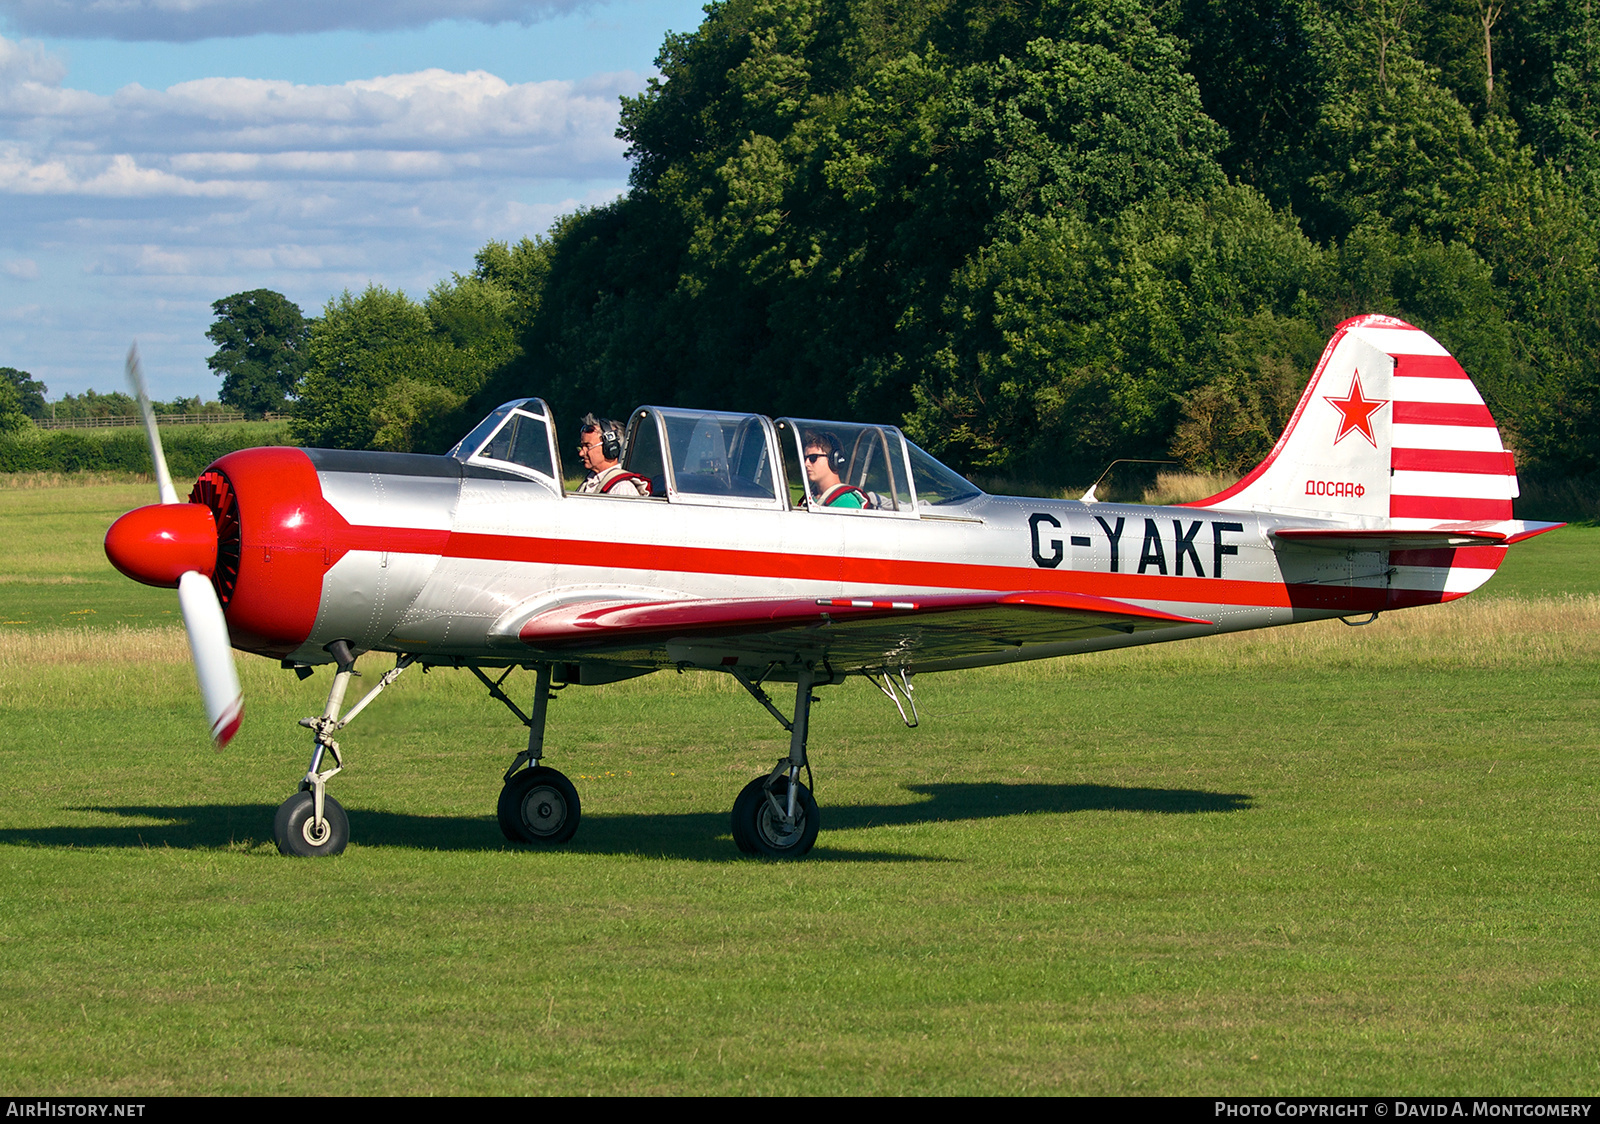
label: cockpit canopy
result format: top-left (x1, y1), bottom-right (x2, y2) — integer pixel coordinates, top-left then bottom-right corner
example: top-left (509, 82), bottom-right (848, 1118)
top-left (449, 398), bottom-right (563, 488)
top-left (451, 399), bottom-right (983, 512)
top-left (624, 408), bottom-right (783, 507)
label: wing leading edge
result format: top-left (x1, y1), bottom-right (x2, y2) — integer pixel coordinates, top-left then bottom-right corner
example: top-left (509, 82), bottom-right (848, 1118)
top-left (517, 590), bottom-right (1212, 672)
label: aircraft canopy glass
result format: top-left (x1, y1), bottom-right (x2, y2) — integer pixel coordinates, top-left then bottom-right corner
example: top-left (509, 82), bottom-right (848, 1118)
top-left (775, 418), bottom-right (915, 515)
top-left (905, 440), bottom-right (984, 506)
top-left (625, 407), bottom-right (783, 509)
top-left (775, 418), bottom-right (984, 512)
top-left (451, 398), bottom-right (563, 488)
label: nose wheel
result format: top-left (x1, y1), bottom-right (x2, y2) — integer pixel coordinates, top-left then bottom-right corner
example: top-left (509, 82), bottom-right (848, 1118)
top-left (498, 766), bottom-right (582, 844)
top-left (274, 791), bottom-right (349, 857)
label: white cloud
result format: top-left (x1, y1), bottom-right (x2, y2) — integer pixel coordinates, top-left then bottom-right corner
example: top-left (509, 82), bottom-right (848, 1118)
top-left (0, 0), bottom-right (593, 42)
top-left (0, 35), bottom-right (646, 398)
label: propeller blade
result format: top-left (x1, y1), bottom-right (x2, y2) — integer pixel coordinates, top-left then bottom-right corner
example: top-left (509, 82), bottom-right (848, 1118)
top-left (179, 570), bottom-right (244, 748)
top-left (125, 343), bottom-right (243, 746)
top-left (124, 343), bottom-right (178, 505)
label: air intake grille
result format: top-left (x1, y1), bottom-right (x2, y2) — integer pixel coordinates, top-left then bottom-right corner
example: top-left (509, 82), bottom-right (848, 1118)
top-left (188, 469), bottom-right (241, 606)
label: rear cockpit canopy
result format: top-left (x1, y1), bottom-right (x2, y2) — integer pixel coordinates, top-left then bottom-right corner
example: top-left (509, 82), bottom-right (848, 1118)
top-left (776, 418), bottom-right (983, 512)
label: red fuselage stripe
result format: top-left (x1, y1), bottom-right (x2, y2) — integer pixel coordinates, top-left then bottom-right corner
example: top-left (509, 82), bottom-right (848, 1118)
top-left (419, 530), bottom-right (1470, 611)
top-left (439, 530), bottom-right (1288, 606)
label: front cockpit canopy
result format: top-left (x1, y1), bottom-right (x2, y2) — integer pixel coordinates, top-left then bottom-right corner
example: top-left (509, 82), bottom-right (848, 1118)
top-left (450, 398), bottom-right (563, 488)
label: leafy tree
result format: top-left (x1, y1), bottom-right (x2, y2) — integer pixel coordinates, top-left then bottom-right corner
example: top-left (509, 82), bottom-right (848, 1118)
top-left (294, 275), bottom-right (521, 453)
top-left (903, 185), bottom-right (1322, 478)
top-left (1171, 313), bottom-right (1325, 474)
top-left (0, 377), bottom-right (29, 432)
top-left (454, 0), bottom-right (1600, 482)
top-left (498, 0), bottom-right (1236, 455)
top-left (0, 368), bottom-right (47, 420)
top-left (206, 290), bottom-right (312, 418)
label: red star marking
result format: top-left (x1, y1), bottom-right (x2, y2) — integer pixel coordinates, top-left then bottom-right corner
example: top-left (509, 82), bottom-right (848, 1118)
top-left (1324, 372), bottom-right (1388, 447)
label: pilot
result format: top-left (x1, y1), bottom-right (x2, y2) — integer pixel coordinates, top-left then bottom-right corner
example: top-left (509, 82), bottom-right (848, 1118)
top-left (802, 429), bottom-right (869, 509)
top-left (577, 414), bottom-right (650, 497)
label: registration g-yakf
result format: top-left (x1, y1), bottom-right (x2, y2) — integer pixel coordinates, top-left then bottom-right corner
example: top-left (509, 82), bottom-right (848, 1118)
top-left (104, 315), bottom-right (1562, 858)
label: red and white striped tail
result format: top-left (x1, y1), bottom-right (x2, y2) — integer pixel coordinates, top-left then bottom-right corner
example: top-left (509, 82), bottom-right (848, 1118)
top-left (1190, 315), bottom-right (1562, 604)
top-left (1195, 314), bottom-right (1518, 530)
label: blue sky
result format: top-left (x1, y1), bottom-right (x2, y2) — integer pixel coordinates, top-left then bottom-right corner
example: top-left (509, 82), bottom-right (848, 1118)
top-left (0, 0), bottom-right (709, 401)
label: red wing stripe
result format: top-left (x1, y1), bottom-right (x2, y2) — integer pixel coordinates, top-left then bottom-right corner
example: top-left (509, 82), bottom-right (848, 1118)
top-left (1390, 495), bottom-right (1513, 520)
top-left (521, 591), bottom-right (1211, 644)
top-left (1391, 448), bottom-right (1515, 474)
top-left (1396, 354), bottom-right (1469, 379)
top-left (1392, 401), bottom-right (1497, 427)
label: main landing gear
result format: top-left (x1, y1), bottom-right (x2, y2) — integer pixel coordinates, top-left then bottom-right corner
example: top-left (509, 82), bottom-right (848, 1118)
top-left (488, 664), bottom-right (581, 845)
top-left (728, 667), bottom-right (823, 859)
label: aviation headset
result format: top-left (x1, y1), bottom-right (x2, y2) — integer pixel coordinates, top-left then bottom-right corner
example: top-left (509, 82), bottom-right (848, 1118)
top-left (803, 429), bottom-right (847, 474)
top-left (581, 414), bottom-right (625, 462)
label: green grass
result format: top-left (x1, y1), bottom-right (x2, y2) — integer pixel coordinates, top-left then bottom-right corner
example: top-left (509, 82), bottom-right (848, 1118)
top-left (0, 483), bottom-right (179, 628)
top-left (0, 486), bottom-right (1596, 1094)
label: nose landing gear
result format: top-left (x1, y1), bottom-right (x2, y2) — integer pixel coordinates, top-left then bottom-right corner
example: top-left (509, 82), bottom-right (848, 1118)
top-left (272, 642), bottom-right (413, 857)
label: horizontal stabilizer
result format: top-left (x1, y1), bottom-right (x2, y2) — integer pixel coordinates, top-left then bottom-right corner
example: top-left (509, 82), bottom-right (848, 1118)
top-left (1273, 521), bottom-right (1565, 552)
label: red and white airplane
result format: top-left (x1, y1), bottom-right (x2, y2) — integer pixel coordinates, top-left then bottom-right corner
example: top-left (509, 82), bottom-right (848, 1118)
top-left (104, 314), bottom-right (1560, 858)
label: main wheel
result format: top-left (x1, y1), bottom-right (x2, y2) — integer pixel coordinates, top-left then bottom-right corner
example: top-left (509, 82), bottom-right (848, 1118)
top-left (274, 791), bottom-right (349, 857)
top-left (498, 766), bottom-right (581, 845)
top-left (730, 776), bottom-right (765, 854)
top-left (730, 774), bottom-right (818, 859)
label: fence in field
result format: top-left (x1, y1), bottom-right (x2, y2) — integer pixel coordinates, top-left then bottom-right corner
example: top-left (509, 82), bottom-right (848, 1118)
top-left (33, 412), bottom-right (290, 430)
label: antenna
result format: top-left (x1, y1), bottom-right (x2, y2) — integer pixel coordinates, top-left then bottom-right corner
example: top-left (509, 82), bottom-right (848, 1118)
top-left (1078, 458), bottom-right (1178, 503)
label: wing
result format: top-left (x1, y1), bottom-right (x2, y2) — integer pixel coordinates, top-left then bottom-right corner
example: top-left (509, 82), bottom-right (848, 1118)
top-left (517, 590), bottom-right (1211, 673)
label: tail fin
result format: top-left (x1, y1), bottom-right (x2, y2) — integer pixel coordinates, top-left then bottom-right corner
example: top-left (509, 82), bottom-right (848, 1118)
top-left (1192, 314), bottom-right (1519, 529)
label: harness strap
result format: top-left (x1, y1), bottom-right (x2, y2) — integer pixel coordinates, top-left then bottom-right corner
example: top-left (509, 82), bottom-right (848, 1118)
top-left (599, 471), bottom-right (651, 496)
top-left (819, 484), bottom-right (870, 508)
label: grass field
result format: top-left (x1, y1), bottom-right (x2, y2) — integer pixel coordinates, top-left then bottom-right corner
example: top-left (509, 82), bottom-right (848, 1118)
top-left (0, 483), bottom-right (1597, 1094)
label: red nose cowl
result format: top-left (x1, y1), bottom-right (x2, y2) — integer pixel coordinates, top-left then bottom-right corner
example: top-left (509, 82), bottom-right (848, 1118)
top-left (105, 503), bottom-right (218, 588)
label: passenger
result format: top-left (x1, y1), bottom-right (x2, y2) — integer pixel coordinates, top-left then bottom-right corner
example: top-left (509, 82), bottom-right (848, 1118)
top-left (577, 414), bottom-right (651, 497)
top-left (802, 429), bottom-right (869, 509)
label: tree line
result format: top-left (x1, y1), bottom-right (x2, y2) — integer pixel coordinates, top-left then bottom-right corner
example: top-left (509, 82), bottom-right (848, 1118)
top-left (132, 0), bottom-right (1600, 485)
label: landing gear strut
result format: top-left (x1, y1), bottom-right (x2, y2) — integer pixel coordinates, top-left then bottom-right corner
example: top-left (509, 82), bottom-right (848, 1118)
top-left (488, 663), bottom-right (582, 845)
top-left (273, 641), bottom-right (413, 857)
top-left (729, 667), bottom-right (821, 859)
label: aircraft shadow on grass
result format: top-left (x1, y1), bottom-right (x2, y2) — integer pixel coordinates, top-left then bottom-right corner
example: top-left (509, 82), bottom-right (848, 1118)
top-left (6, 783), bottom-right (1251, 862)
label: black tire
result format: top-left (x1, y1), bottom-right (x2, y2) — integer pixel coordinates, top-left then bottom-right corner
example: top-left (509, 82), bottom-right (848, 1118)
top-left (498, 766), bottom-right (581, 845)
top-left (274, 791), bottom-right (349, 857)
top-left (731, 774), bottom-right (818, 859)
top-left (730, 776), bottom-right (766, 854)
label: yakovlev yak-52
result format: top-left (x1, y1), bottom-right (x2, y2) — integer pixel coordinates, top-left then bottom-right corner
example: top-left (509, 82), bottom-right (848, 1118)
top-left (104, 315), bottom-right (1561, 858)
